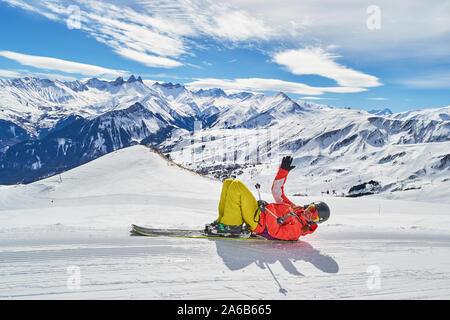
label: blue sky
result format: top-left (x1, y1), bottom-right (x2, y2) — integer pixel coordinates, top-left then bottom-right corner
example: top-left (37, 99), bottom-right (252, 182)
top-left (0, 0), bottom-right (449, 112)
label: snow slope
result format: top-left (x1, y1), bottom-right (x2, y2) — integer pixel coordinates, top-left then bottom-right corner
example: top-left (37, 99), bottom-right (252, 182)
top-left (0, 145), bottom-right (219, 229)
top-left (1, 145), bottom-right (450, 299)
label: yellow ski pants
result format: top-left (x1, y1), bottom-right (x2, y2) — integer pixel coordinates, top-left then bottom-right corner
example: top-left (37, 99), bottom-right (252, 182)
top-left (217, 179), bottom-right (260, 231)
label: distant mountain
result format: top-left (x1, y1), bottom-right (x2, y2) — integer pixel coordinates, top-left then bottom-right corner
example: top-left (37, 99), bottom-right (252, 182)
top-left (195, 88), bottom-right (227, 97)
top-left (0, 76), bottom-right (152, 137)
top-left (0, 101), bottom-right (173, 184)
top-left (0, 76), bottom-right (263, 183)
top-left (158, 101), bottom-right (450, 202)
top-left (368, 108), bottom-right (393, 116)
top-left (0, 75), bottom-right (449, 203)
top-left (392, 106), bottom-right (450, 121)
top-left (0, 119), bottom-right (31, 150)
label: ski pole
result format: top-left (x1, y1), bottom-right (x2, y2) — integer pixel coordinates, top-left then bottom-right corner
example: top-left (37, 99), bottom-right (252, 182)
top-left (265, 262), bottom-right (287, 295)
top-left (255, 183), bottom-right (263, 201)
top-left (255, 183), bottom-right (301, 225)
top-left (254, 183), bottom-right (280, 222)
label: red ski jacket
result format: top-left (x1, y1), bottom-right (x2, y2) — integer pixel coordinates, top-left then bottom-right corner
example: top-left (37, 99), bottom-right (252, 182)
top-left (253, 167), bottom-right (318, 241)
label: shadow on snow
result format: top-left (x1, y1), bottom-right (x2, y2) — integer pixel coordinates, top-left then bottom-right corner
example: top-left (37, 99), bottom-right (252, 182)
top-left (212, 239), bottom-right (339, 294)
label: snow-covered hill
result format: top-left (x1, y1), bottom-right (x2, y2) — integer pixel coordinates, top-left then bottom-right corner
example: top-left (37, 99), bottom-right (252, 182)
top-left (1, 145), bottom-right (449, 299)
top-left (0, 145), bottom-right (219, 228)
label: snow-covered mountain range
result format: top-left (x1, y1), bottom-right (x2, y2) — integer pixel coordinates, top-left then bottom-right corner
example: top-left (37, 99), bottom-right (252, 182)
top-left (0, 76), bottom-right (449, 203)
top-left (159, 101), bottom-right (450, 201)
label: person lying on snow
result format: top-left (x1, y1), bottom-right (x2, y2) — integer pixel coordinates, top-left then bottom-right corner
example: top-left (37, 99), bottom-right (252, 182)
top-left (206, 156), bottom-right (330, 241)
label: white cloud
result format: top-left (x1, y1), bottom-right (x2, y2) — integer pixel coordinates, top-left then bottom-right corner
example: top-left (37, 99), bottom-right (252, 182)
top-left (22, 71), bottom-right (78, 81)
top-left (368, 97), bottom-right (389, 101)
top-left (2, 0), bottom-right (59, 21)
top-left (82, 10), bottom-right (187, 58)
top-left (3, 0), bottom-right (276, 69)
top-left (0, 51), bottom-right (127, 78)
top-left (3, 0), bottom-right (186, 68)
top-left (0, 69), bottom-right (22, 78)
top-left (224, 0), bottom-right (450, 60)
top-left (0, 68), bottom-right (78, 81)
top-left (273, 47), bottom-right (381, 88)
top-left (397, 73), bottom-right (450, 89)
top-left (140, 0), bottom-right (276, 42)
top-left (4, 0), bottom-right (447, 97)
top-left (186, 77), bottom-right (367, 95)
top-left (209, 10), bottom-right (274, 41)
top-left (5, 0), bottom-right (450, 67)
top-left (113, 48), bottom-right (182, 68)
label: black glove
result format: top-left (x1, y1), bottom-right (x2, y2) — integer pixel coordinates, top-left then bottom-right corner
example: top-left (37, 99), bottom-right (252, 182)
top-left (280, 156), bottom-right (295, 171)
top-left (257, 200), bottom-right (269, 212)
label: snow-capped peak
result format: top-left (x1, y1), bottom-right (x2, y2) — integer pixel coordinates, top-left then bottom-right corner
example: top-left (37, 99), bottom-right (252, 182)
top-left (127, 75), bottom-right (143, 84)
top-left (112, 76), bottom-right (125, 86)
top-left (194, 88), bottom-right (227, 98)
top-left (84, 77), bottom-right (111, 90)
top-left (368, 108), bottom-right (393, 116)
top-left (274, 91), bottom-right (290, 99)
top-left (151, 82), bottom-right (187, 99)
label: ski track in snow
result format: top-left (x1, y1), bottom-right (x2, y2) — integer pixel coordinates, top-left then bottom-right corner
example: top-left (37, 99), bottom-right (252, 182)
top-left (1, 227), bottom-right (449, 299)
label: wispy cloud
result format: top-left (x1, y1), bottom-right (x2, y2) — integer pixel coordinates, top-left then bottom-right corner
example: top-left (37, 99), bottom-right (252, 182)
top-left (113, 48), bottom-right (182, 68)
top-left (3, 0), bottom-right (447, 107)
top-left (2, 0), bottom-right (276, 69)
top-left (3, 0), bottom-right (59, 21)
top-left (207, 9), bottom-right (274, 41)
top-left (273, 47), bottom-right (382, 89)
top-left (0, 68), bottom-right (81, 81)
top-left (224, 0), bottom-right (450, 60)
top-left (0, 69), bottom-right (21, 78)
top-left (4, 0), bottom-right (449, 67)
top-left (368, 97), bottom-right (389, 101)
top-left (186, 77), bottom-right (367, 95)
top-left (397, 73), bottom-right (450, 89)
top-left (3, 0), bottom-right (187, 68)
top-left (0, 51), bottom-right (127, 78)
top-left (23, 71), bottom-right (78, 81)
top-left (0, 68), bottom-right (77, 81)
top-left (140, 0), bottom-right (276, 42)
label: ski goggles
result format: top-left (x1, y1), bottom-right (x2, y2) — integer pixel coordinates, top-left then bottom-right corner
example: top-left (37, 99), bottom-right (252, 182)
top-left (303, 204), bottom-right (319, 223)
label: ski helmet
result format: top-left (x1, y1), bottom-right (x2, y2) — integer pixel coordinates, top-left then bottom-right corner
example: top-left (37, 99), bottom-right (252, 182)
top-left (306, 201), bottom-right (330, 224)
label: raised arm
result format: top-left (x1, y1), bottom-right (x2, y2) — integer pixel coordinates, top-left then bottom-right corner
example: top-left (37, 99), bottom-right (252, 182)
top-left (271, 156), bottom-right (296, 205)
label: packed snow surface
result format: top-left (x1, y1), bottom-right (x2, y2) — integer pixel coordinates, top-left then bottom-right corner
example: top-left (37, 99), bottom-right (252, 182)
top-left (1, 145), bottom-right (449, 299)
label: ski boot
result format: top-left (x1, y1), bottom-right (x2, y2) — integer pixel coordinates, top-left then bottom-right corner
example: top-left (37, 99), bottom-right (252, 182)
top-left (204, 220), bottom-right (219, 234)
top-left (206, 222), bottom-right (242, 237)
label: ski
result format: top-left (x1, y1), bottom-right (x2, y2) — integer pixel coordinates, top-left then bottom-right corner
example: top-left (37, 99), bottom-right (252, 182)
top-left (130, 224), bottom-right (290, 242)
